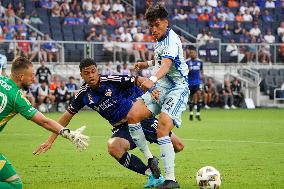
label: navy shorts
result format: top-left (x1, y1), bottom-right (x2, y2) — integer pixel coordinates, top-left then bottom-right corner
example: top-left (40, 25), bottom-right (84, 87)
top-left (189, 84), bottom-right (202, 97)
top-left (111, 118), bottom-right (171, 150)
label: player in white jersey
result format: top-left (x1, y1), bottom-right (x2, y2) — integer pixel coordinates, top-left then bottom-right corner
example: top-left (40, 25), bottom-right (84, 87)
top-left (126, 4), bottom-right (189, 189)
top-left (0, 54), bottom-right (7, 76)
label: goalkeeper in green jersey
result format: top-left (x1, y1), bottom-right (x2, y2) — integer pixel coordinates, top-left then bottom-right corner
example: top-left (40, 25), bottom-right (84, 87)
top-left (0, 56), bottom-right (89, 189)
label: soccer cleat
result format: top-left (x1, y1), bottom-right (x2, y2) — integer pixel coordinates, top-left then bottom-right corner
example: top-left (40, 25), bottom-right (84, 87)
top-left (156, 180), bottom-right (180, 189)
top-left (148, 156), bottom-right (161, 179)
top-left (224, 105), bottom-right (230, 109)
top-left (204, 105), bottom-right (210, 109)
top-left (195, 115), bottom-right (201, 121)
top-left (144, 174), bottom-right (165, 188)
top-left (189, 115), bottom-right (193, 121)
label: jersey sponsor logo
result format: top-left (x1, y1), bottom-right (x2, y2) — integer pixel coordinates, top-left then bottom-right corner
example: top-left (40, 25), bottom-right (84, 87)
top-left (0, 160), bottom-right (6, 170)
top-left (105, 89), bottom-right (112, 97)
top-left (0, 92), bottom-right (8, 113)
top-left (87, 93), bottom-right (94, 104)
top-left (0, 80), bottom-right (11, 90)
top-left (98, 98), bottom-right (116, 110)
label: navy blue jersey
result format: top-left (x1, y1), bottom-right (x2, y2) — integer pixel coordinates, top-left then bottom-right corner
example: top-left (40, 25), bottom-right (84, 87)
top-left (187, 59), bottom-right (203, 86)
top-left (67, 75), bottom-right (142, 126)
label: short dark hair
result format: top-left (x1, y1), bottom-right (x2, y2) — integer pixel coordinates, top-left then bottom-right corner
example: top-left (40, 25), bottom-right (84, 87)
top-left (11, 56), bottom-right (32, 73)
top-left (79, 58), bottom-right (97, 71)
top-left (145, 4), bottom-right (168, 23)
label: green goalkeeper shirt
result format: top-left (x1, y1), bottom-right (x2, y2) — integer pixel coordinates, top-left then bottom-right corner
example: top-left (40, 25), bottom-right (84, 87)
top-left (0, 76), bottom-right (38, 132)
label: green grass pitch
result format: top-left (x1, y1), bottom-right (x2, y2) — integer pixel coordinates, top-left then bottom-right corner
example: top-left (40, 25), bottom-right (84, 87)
top-left (0, 109), bottom-right (283, 189)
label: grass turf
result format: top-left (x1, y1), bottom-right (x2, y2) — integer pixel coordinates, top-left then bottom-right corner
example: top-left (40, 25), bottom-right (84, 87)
top-left (0, 109), bottom-right (283, 189)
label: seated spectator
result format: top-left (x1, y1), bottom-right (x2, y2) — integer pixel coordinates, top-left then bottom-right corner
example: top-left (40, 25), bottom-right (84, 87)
top-left (222, 24), bottom-right (232, 36)
top-left (221, 79), bottom-right (236, 109)
top-left (264, 30), bottom-right (275, 44)
top-left (278, 43), bottom-right (284, 63)
top-left (64, 12), bottom-right (77, 25)
top-left (41, 34), bottom-right (59, 62)
top-left (240, 1), bottom-right (249, 15)
top-left (226, 8), bottom-right (235, 21)
top-left (204, 78), bottom-right (220, 108)
top-left (102, 0), bottom-right (111, 13)
top-left (60, 0), bottom-right (70, 16)
top-left (122, 62), bottom-right (131, 75)
top-left (51, 3), bottom-right (60, 17)
top-left (217, 8), bottom-right (227, 21)
top-left (226, 39), bottom-right (238, 62)
top-left (6, 3), bottom-right (16, 26)
top-left (54, 81), bottom-right (70, 112)
top-left (41, 0), bottom-right (58, 10)
top-left (36, 81), bottom-right (55, 111)
top-left (106, 11), bottom-right (117, 26)
top-left (262, 9), bottom-right (273, 22)
top-left (88, 12), bottom-right (104, 26)
top-left (231, 78), bottom-right (244, 107)
top-left (234, 22), bottom-right (243, 35)
top-left (202, 1), bottom-right (212, 13)
top-left (243, 9), bottom-right (253, 22)
top-left (247, 37), bottom-right (257, 63)
top-left (188, 8), bottom-right (198, 20)
top-left (197, 29), bottom-right (209, 46)
top-left (258, 43), bottom-right (271, 64)
top-left (277, 22), bottom-right (284, 40)
top-left (265, 0), bottom-right (275, 8)
top-left (17, 34), bottom-right (31, 58)
top-left (209, 16), bottom-right (220, 28)
top-left (49, 75), bottom-right (61, 94)
top-left (235, 11), bottom-right (244, 22)
top-left (112, 0), bottom-right (125, 12)
top-left (198, 9), bottom-right (209, 21)
top-left (82, 0), bottom-right (93, 13)
top-left (228, 0), bottom-right (240, 8)
top-left (250, 23), bottom-right (261, 37)
top-left (173, 9), bottom-right (187, 20)
top-left (66, 76), bottom-right (78, 97)
top-left (249, 2), bottom-right (260, 15)
top-left (30, 11), bottom-right (43, 25)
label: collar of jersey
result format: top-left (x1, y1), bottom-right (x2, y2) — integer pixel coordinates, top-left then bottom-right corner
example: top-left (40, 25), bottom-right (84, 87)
top-left (157, 28), bottom-right (171, 42)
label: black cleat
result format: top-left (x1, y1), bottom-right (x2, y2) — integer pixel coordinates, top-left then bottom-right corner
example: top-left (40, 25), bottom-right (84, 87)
top-left (195, 115), bottom-right (201, 121)
top-left (156, 180), bottom-right (180, 189)
top-left (148, 156), bottom-right (161, 179)
top-left (189, 115), bottom-right (193, 121)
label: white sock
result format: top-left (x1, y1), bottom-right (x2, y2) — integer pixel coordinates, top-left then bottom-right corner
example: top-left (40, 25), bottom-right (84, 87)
top-left (190, 111), bottom-right (193, 115)
top-left (196, 112), bottom-right (200, 116)
top-left (158, 136), bottom-right (175, 181)
top-left (129, 123), bottom-right (153, 160)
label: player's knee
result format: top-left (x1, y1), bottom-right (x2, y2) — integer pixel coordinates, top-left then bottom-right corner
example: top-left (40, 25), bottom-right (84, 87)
top-left (107, 139), bottom-right (125, 160)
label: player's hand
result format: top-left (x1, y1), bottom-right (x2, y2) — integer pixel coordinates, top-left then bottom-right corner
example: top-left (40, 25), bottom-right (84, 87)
top-left (150, 87), bottom-right (160, 102)
top-left (134, 61), bottom-right (148, 71)
top-left (60, 126), bottom-right (89, 151)
top-left (140, 79), bottom-right (155, 92)
top-left (33, 141), bottom-right (53, 155)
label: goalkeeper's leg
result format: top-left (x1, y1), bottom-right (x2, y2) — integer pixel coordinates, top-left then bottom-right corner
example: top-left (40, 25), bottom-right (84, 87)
top-left (0, 154), bottom-right (23, 189)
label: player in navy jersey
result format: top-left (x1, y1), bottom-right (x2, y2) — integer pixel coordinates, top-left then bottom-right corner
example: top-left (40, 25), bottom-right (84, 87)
top-left (34, 58), bottom-right (184, 188)
top-left (187, 49), bottom-right (204, 121)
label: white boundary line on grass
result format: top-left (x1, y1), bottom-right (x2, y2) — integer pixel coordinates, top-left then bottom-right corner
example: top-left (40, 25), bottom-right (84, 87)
top-left (2, 133), bottom-right (284, 145)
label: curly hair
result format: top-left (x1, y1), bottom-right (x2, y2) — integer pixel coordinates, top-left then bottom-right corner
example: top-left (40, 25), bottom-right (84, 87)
top-left (145, 3), bottom-right (169, 23)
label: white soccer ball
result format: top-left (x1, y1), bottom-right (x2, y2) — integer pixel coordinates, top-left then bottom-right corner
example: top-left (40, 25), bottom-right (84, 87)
top-left (38, 104), bottom-right (48, 113)
top-left (196, 166), bottom-right (222, 189)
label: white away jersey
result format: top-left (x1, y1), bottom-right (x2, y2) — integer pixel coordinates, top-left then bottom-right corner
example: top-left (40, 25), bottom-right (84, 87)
top-left (0, 54), bottom-right (7, 75)
top-left (153, 29), bottom-right (188, 87)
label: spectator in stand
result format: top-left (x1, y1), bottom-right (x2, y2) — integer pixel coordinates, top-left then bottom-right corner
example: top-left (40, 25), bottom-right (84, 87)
top-left (234, 22), bottom-right (243, 35)
top-left (49, 75), bottom-right (60, 94)
top-left (30, 11), bottom-right (43, 25)
top-left (222, 79), bottom-right (236, 109)
top-left (258, 43), bottom-right (271, 64)
top-left (41, 0), bottom-right (58, 10)
top-left (256, 0), bottom-right (266, 8)
top-left (277, 22), bottom-right (284, 41)
top-left (88, 12), bottom-right (104, 26)
top-left (203, 1), bottom-right (212, 13)
top-left (60, 0), bottom-right (70, 16)
top-left (262, 9), bottom-right (273, 22)
top-left (23, 15), bottom-right (30, 24)
top-left (253, 10), bottom-right (261, 22)
top-left (217, 8), bottom-right (227, 21)
top-left (36, 59), bottom-right (52, 84)
top-left (75, 12), bottom-right (85, 24)
top-left (41, 34), bottom-right (59, 62)
top-left (235, 11), bottom-right (244, 22)
top-left (54, 81), bottom-right (70, 112)
top-left (64, 12), bottom-right (77, 25)
top-left (227, 0), bottom-right (239, 8)
top-left (17, 33), bottom-right (31, 58)
top-left (188, 8), bottom-right (198, 20)
top-left (278, 43), bottom-right (284, 63)
top-left (216, 0), bottom-right (225, 12)
top-left (198, 9), bottom-right (209, 21)
top-left (197, 29), bottom-right (209, 46)
top-left (51, 3), bottom-right (60, 17)
top-left (250, 23), bottom-right (261, 37)
top-left (6, 3), bottom-right (16, 25)
top-left (250, 2), bottom-right (260, 15)
top-left (102, 61), bottom-right (114, 75)
top-left (264, 29), bottom-right (275, 44)
top-left (226, 7), bottom-right (235, 21)
top-left (208, 0), bottom-right (217, 7)
top-left (30, 78), bottom-right (40, 106)
top-left (226, 39), bottom-right (238, 62)
top-left (133, 27), bottom-right (146, 61)
top-left (112, 0), bottom-right (125, 12)
top-left (209, 16), bottom-right (220, 28)
top-left (82, 0), bottom-right (93, 13)
top-left (243, 9), bottom-right (253, 22)
top-left (265, 0), bottom-right (275, 8)
top-left (93, 0), bottom-right (101, 12)
top-left (240, 1), bottom-right (249, 15)
top-left (209, 7), bottom-right (217, 18)
top-left (231, 78), bottom-right (244, 107)
top-left (204, 78), bottom-right (220, 109)
top-left (66, 76), bottom-right (78, 98)
top-left (16, 2), bottom-right (25, 18)
top-left (102, 0), bottom-right (111, 14)
top-left (36, 80), bottom-right (55, 111)
top-left (122, 62), bottom-right (131, 75)
top-left (86, 27), bottom-right (98, 41)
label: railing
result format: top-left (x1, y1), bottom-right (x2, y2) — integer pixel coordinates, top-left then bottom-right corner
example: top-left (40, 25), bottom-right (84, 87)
top-left (0, 40), bottom-right (283, 65)
top-left (274, 88), bottom-right (284, 105)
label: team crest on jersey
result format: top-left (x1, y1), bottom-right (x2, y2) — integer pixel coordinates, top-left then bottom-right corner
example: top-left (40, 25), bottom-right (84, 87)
top-left (87, 93), bottom-right (94, 104)
top-left (105, 89), bottom-right (112, 97)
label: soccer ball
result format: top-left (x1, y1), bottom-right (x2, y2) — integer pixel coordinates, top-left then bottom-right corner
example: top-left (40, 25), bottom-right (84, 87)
top-left (196, 166), bottom-right (221, 189)
top-left (38, 104), bottom-right (48, 113)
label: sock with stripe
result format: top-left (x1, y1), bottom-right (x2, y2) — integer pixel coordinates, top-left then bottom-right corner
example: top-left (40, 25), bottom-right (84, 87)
top-left (118, 152), bottom-right (148, 175)
top-left (129, 123), bottom-right (153, 160)
top-left (158, 136), bottom-right (176, 181)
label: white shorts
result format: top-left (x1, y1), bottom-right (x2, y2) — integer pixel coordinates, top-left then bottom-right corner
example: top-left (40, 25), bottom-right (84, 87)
top-left (141, 83), bottom-right (189, 128)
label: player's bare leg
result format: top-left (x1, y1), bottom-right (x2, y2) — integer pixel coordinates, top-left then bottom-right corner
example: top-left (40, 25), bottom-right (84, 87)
top-left (195, 91), bottom-right (202, 121)
top-left (127, 100), bottom-right (161, 178)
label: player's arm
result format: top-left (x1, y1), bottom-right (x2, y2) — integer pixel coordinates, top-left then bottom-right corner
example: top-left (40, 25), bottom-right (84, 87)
top-left (134, 60), bottom-right (155, 71)
top-left (101, 75), bottom-right (148, 88)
